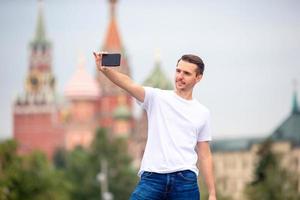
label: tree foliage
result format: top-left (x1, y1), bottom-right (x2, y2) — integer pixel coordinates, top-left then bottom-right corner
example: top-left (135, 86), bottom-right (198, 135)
top-left (0, 128), bottom-right (138, 200)
top-left (244, 140), bottom-right (300, 200)
top-left (53, 128), bottom-right (138, 200)
top-left (0, 140), bottom-right (71, 200)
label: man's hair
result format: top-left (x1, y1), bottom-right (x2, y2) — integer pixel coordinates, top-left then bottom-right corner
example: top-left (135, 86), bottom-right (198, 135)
top-left (177, 54), bottom-right (205, 75)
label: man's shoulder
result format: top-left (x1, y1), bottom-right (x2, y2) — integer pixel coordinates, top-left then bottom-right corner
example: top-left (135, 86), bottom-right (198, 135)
top-left (144, 86), bottom-right (172, 95)
top-left (194, 100), bottom-right (210, 114)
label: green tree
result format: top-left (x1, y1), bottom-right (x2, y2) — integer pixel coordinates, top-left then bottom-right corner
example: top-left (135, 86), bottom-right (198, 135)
top-left (63, 146), bottom-right (99, 200)
top-left (54, 128), bottom-right (138, 200)
top-left (0, 139), bottom-right (71, 200)
top-left (245, 140), bottom-right (300, 200)
top-left (90, 129), bottom-right (138, 200)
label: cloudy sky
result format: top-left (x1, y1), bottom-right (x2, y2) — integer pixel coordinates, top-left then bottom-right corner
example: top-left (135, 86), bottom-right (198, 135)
top-left (1, 0), bottom-right (300, 140)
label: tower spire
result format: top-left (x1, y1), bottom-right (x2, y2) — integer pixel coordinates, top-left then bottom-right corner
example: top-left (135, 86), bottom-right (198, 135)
top-left (102, 0), bottom-right (122, 51)
top-left (292, 80), bottom-right (299, 114)
top-left (110, 0), bottom-right (117, 19)
top-left (25, 0), bottom-right (53, 95)
top-left (154, 48), bottom-right (161, 65)
top-left (34, 0), bottom-right (46, 44)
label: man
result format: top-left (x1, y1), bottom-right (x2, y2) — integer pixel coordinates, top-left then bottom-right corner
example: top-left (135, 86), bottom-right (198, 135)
top-left (94, 52), bottom-right (216, 200)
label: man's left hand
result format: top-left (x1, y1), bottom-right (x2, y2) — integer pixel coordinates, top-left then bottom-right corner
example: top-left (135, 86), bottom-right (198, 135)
top-left (208, 194), bottom-right (217, 200)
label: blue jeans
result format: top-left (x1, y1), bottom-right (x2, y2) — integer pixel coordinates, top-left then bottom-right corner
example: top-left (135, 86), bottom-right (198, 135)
top-left (130, 170), bottom-right (200, 200)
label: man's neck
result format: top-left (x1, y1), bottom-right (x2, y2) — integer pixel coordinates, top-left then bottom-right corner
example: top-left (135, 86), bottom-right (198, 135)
top-left (175, 89), bottom-right (193, 100)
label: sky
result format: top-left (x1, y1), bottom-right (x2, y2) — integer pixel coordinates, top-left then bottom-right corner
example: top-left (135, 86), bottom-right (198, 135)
top-left (0, 0), bottom-right (300, 140)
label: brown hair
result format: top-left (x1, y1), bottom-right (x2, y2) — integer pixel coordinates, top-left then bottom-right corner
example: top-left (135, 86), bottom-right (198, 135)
top-left (177, 54), bottom-right (205, 75)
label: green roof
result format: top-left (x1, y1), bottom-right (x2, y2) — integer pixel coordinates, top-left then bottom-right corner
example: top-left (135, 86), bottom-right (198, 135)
top-left (143, 61), bottom-right (173, 90)
top-left (269, 114), bottom-right (300, 146)
top-left (211, 138), bottom-right (264, 152)
top-left (213, 90), bottom-right (300, 151)
top-left (269, 90), bottom-right (300, 146)
top-left (292, 90), bottom-right (300, 114)
top-left (113, 105), bottom-right (131, 119)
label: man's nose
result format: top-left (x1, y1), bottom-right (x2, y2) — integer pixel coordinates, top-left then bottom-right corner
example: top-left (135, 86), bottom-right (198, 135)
top-left (177, 72), bottom-right (183, 79)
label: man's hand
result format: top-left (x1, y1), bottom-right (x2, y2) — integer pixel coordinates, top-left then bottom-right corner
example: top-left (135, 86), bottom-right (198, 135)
top-left (92, 51), bottom-right (145, 102)
top-left (209, 194), bottom-right (217, 200)
top-left (93, 51), bottom-right (107, 72)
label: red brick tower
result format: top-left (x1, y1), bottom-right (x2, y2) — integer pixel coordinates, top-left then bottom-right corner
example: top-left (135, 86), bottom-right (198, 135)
top-left (97, 0), bottom-right (133, 132)
top-left (13, 1), bottom-right (64, 159)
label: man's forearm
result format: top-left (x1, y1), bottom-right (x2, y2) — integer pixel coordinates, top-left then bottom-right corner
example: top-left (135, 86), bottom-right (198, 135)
top-left (200, 154), bottom-right (216, 196)
top-left (102, 68), bottom-right (131, 90)
top-left (197, 142), bottom-right (217, 198)
top-left (93, 52), bottom-right (144, 102)
top-left (100, 68), bottom-right (144, 102)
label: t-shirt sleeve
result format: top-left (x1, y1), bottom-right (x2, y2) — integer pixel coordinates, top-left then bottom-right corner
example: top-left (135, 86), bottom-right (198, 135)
top-left (197, 111), bottom-right (212, 142)
top-left (136, 87), bottom-right (156, 111)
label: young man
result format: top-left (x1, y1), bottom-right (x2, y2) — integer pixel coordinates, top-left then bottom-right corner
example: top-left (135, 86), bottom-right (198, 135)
top-left (94, 52), bottom-right (217, 200)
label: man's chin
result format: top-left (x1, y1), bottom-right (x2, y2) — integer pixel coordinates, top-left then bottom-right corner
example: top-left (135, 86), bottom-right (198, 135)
top-left (175, 85), bottom-right (186, 91)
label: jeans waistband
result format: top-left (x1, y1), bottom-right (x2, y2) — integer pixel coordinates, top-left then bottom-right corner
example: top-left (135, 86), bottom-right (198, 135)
top-left (143, 169), bottom-right (195, 176)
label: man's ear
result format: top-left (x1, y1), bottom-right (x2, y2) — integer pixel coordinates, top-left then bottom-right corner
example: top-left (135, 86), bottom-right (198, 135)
top-left (196, 74), bottom-right (203, 83)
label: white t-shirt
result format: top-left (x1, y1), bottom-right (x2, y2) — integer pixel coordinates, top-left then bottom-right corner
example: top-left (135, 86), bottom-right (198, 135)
top-left (137, 87), bottom-right (212, 176)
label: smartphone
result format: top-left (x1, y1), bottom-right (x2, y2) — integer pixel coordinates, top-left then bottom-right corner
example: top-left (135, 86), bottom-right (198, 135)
top-left (101, 53), bottom-right (121, 67)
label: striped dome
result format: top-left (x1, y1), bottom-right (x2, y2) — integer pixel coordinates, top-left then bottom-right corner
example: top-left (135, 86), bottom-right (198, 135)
top-left (64, 55), bottom-right (100, 100)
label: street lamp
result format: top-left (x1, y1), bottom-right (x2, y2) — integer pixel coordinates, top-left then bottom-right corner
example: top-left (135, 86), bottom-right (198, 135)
top-left (96, 159), bottom-right (113, 200)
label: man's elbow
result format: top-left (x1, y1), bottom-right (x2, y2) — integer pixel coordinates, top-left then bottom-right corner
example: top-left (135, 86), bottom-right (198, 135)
top-left (128, 85), bottom-right (145, 103)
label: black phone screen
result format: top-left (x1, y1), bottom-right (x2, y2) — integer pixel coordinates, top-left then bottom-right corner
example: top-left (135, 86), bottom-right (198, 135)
top-left (101, 53), bottom-right (121, 66)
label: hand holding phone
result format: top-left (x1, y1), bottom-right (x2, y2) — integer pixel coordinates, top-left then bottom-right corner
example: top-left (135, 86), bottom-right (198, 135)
top-left (93, 52), bottom-right (121, 73)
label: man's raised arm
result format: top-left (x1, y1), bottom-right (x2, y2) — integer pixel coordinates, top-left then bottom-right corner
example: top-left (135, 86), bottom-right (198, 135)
top-left (93, 52), bottom-right (145, 102)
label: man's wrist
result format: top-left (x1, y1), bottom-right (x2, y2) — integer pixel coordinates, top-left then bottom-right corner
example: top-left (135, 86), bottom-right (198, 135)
top-left (208, 190), bottom-right (216, 196)
top-left (102, 67), bottom-right (112, 73)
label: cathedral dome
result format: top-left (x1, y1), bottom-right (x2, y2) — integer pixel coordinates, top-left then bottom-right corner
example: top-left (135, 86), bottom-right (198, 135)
top-left (64, 55), bottom-right (100, 100)
top-left (113, 104), bottom-right (131, 119)
top-left (143, 59), bottom-right (173, 90)
top-left (113, 96), bottom-right (131, 119)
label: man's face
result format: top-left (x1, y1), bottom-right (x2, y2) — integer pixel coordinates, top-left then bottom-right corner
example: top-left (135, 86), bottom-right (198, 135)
top-left (175, 60), bottom-right (202, 91)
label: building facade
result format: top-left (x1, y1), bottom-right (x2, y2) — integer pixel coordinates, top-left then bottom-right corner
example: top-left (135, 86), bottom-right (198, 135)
top-left (13, 0), bottom-right (134, 159)
top-left (212, 91), bottom-right (300, 199)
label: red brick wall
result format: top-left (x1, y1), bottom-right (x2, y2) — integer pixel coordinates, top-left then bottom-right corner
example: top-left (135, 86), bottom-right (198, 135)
top-left (14, 111), bottom-right (65, 159)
